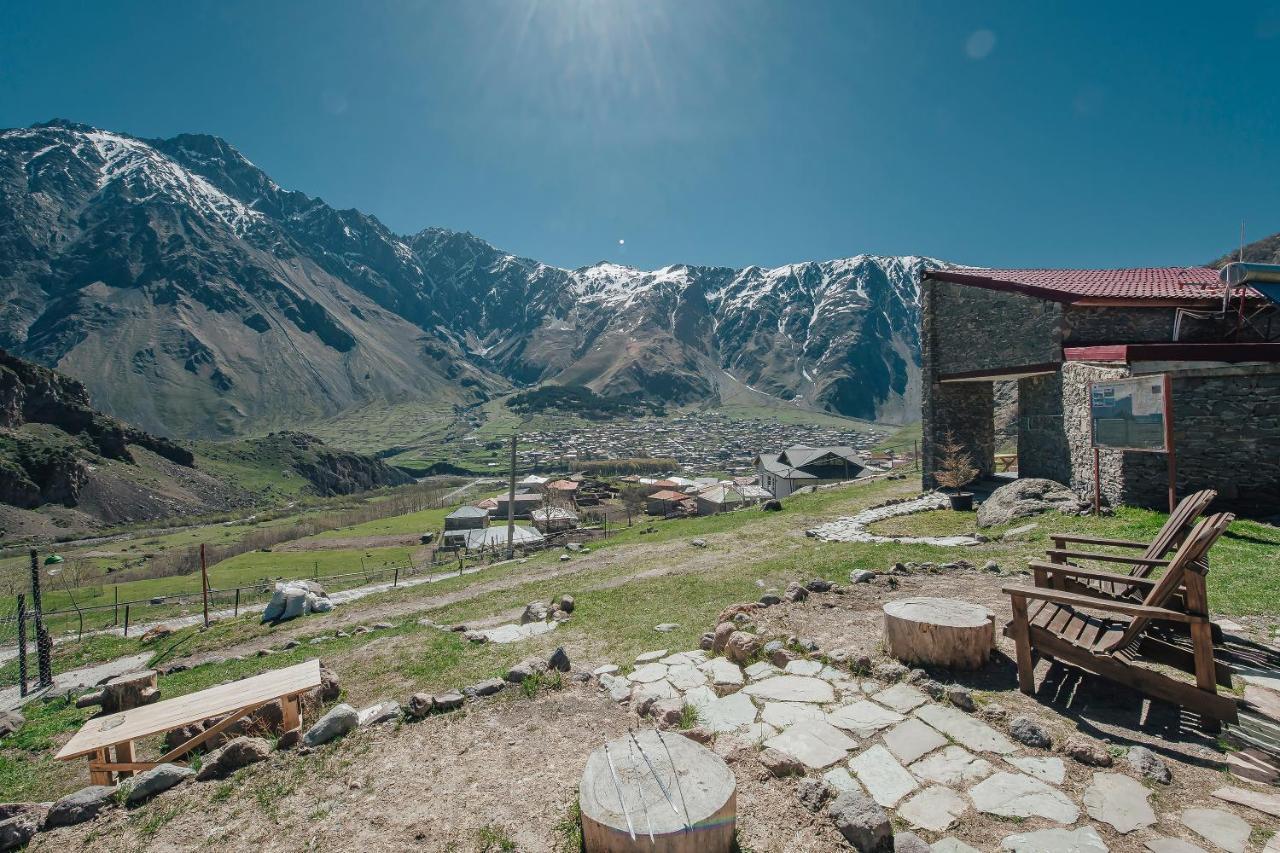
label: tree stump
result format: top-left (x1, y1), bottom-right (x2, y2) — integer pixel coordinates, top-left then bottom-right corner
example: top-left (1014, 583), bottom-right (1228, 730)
top-left (99, 670), bottom-right (160, 715)
top-left (580, 730), bottom-right (736, 853)
top-left (883, 598), bottom-right (994, 670)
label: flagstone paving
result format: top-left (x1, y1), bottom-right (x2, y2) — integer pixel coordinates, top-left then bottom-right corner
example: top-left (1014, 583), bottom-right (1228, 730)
top-left (1006, 754), bottom-right (1066, 784)
top-left (763, 719), bottom-right (857, 769)
top-left (882, 717), bottom-right (948, 763)
top-left (760, 701), bottom-right (824, 729)
top-left (665, 664), bottom-right (706, 691)
top-left (909, 745), bottom-right (994, 787)
top-left (699, 692), bottom-right (758, 733)
top-left (822, 766), bottom-right (863, 795)
top-left (784, 659), bottom-right (823, 676)
top-left (915, 703), bottom-right (1018, 754)
top-left (1084, 772), bottom-right (1157, 833)
top-left (1145, 839), bottom-right (1210, 853)
top-left (1181, 807), bottom-right (1251, 853)
top-left (850, 743), bottom-right (919, 807)
top-left (1211, 785), bottom-right (1280, 818)
top-left (1000, 826), bottom-right (1108, 852)
top-left (593, 646), bottom-right (1280, 853)
top-left (872, 682), bottom-right (929, 713)
top-left (827, 699), bottom-right (905, 737)
top-left (744, 661), bottom-right (780, 681)
top-left (898, 784), bottom-right (968, 831)
top-left (699, 657), bottom-right (745, 688)
top-left (968, 771), bottom-right (1080, 823)
top-left (741, 675), bottom-right (835, 703)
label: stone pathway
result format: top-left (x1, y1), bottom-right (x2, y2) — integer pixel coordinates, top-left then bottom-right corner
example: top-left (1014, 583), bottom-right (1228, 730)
top-left (806, 494), bottom-right (983, 546)
top-left (593, 645), bottom-right (1279, 852)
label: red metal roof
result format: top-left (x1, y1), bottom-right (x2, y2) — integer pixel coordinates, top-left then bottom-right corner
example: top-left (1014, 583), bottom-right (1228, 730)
top-left (924, 267), bottom-right (1225, 304)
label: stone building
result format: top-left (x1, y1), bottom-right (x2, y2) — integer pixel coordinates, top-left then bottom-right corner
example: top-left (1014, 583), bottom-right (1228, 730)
top-left (920, 266), bottom-right (1280, 513)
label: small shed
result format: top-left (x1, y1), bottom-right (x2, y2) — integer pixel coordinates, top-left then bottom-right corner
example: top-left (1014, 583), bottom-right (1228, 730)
top-left (646, 489), bottom-right (690, 516)
top-left (495, 493), bottom-right (544, 519)
top-left (444, 505), bottom-right (490, 531)
top-left (531, 507), bottom-right (579, 533)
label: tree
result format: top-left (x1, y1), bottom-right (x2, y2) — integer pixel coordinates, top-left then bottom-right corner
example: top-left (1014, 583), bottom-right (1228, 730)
top-left (933, 430), bottom-right (979, 491)
top-left (620, 484), bottom-right (647, 526)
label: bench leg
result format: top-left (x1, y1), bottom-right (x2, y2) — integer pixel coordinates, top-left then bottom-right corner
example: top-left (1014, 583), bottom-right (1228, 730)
top-left (114, 740), bottom-right (135, 780)
top-left (281, 695), bottom-right (301, 734)
top-left (89, 749), bottom-right (112, 786)
top-left (1009, 595), bottom-right (1035, 694)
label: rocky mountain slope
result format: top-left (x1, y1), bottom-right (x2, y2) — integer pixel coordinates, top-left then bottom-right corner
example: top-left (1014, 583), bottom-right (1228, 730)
top-left (0, 120), bottom-right (935, 438)
top-left (0, 348), bottom-right (412, 537)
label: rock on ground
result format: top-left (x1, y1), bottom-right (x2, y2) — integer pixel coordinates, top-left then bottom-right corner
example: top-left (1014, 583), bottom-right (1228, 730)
top-left (1008, 715), bottom-right (1053, 748)
top-left (195, 736), bottom-right (272, 781)
top-left (1063, 735), bottom-right (1114, 767)
top-left (125, 763), bottom-right (194, 804)
top-left (976, 478), bottom-right (1090, 528)
top-left (0, 805), bottom-right (46, 851)
top-left (758, 747), bottom-right (804, 777)
top-left (303, 703), bottom-right (359, 747)
top-left (44, 785), bottom-right (116, 828)
top-left (827, 791), bottom-right (892, 853)
top-left (1127, 745), bottom-right (1172, 783)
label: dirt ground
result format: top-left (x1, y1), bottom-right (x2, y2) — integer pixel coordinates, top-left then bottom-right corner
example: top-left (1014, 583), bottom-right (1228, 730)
top-left (39, 566), bottom-right (1280, 853)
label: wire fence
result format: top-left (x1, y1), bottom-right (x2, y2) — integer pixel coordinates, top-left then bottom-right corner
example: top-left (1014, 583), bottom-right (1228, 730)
top-left (0, 520), bottom-right (619, 694)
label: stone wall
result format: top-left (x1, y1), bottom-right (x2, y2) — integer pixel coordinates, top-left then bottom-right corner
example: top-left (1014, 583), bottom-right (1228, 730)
top-left (1058, 361), bottom-right (1133, 506)
top-left (1118, 366), bottom-right (1280, 511)
top-left (930, 282), bottom-right (1062, 375)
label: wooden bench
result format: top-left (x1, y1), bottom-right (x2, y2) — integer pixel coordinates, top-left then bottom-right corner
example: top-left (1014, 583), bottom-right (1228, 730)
top-left (56, 659), bottom-right (321, 784)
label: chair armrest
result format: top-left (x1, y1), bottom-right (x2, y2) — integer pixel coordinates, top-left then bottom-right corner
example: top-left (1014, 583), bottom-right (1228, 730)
top-left (1028, 561), bottom-right (1158, 587)
top-left (1002, 584), bottom-right (1204, 623)
top-left (1049, 534), bottom-right (1148, 549)
top-left (1043, 549), bottom-right (1171, 567)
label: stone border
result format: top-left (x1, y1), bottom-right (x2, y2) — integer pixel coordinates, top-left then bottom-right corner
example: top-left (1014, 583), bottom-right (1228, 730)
top-left (806, 494), bottom-right (983, 546)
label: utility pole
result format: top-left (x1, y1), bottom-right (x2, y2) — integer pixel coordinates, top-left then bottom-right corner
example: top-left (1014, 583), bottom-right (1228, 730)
top-left (199, 543), bottom-right (210, 629)
top-left (506, 433), bottom-right (518, 559)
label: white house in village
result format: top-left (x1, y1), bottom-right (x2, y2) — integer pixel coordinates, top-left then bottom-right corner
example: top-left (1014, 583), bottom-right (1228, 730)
top-left (755, 445), bottom-right (864, 498)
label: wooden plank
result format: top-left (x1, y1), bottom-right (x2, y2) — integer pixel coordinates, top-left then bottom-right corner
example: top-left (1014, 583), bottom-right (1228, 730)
top-left (1049, 535), bottom-right (1149, 550)
top-left (88, 761), bottom-right (158, 772)
top-left (1028, 561), bottom-right (1158, 588)
top-left (57, 659), bottom-right (321, 761)
top-left (1043, 550), bottom-right (1171, 567)
top-left (1000, 584), bottom-right (1202, 623)
top-left (1009, 594), bottom-right (1035, 694)
top-left (88, 748), bottom-right (112, 786)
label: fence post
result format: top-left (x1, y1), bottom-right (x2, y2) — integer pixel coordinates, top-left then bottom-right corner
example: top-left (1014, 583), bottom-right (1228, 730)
top-left (393, 567), bottom-right (399, 588)
top-left (123, 604), bottom-right (130, 637)
top-left (16, 594), bottom-right (26, 698)
top-left (234, 588), bottom-right (240, 618)
top-left (113, 586), bottom-right (119, 626)
top-left (78, 610), bottom-right (83, 641)
top-left (28, 549), bottom-right (51, 689)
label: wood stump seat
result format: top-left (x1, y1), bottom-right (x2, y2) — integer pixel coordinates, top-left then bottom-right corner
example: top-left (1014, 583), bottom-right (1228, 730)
top-left (883, 597), bottom-right (995, 670)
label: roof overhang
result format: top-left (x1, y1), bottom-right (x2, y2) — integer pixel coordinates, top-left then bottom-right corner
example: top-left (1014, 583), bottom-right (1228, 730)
top-left (939, 362), bottom-right (1060, 383)
top-left (1064, 343), bottom-right (1280, 363)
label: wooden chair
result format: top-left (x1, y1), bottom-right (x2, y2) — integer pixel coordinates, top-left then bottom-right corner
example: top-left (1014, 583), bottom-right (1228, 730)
top-left (1005, 512), bottom-right (1238, 725)
top-left (1039, 488), bottom-right (1217, 603)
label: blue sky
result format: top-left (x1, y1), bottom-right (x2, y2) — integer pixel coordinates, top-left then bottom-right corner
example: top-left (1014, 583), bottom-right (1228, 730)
top-left (3, 1), bottom-right (1279, 270)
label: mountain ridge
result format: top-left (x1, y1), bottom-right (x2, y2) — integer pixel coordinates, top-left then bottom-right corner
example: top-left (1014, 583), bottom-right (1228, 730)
top-left (1, 119), bottom-right (938, 439)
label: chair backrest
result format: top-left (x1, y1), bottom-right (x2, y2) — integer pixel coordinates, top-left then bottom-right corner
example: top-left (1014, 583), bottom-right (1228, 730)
top-left (1105, 511), bottom-right (1234, 652)
top-left (1128, 489), bottom-right (1217, 577)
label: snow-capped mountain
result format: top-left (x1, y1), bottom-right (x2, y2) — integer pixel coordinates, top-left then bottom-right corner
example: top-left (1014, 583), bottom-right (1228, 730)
top-left (0, 120), bottom-right (935, 438)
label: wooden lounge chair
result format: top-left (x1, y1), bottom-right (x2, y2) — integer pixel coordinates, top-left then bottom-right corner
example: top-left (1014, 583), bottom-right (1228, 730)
top-left (1039, 488), bottom-right (1217, 603)
top-left (1005, 512), bottom-right (1238, 725)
